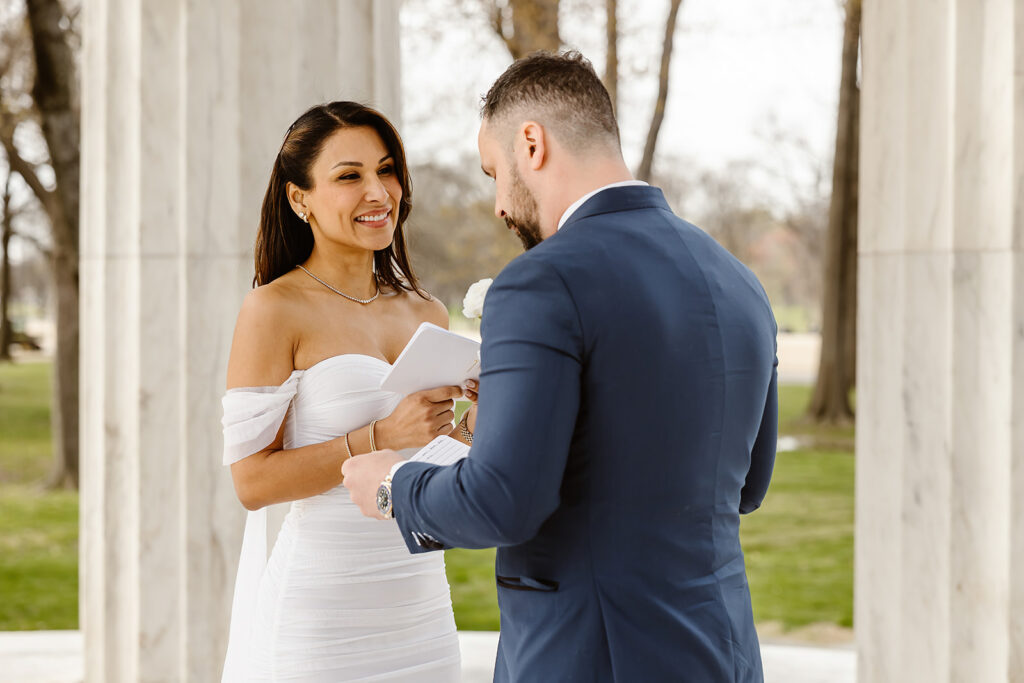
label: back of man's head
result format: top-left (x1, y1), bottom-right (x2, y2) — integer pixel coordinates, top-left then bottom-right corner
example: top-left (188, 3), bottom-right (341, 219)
top-left (481, 51), bottom-right (621, 156)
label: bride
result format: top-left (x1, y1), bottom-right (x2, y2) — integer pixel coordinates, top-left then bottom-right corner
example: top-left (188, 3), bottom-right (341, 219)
top-left (220, 101), bottom-right (471, 681)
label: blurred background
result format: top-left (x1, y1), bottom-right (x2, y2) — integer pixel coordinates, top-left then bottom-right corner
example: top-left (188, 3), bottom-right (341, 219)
top-left (0, 0), bottom-right (858, 664)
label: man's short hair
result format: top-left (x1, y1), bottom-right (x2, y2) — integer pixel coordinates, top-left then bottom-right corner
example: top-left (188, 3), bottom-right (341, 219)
top-left (481, 50), bottom-right (620, 153)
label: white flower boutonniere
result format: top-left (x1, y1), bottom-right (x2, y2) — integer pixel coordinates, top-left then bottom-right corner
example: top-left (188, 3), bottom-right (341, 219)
top-left (462, 278), bottom-right (493, 320)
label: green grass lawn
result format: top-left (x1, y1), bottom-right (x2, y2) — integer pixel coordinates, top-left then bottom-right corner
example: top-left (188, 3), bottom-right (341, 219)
top-left (0, 486), bottom-right (78, 629)
top-left (0, 361), bottom-right (53, 483)
top-left (0, 361), bottom-right (853, 633)
top-left (0, 360), bottom-right (79, 629)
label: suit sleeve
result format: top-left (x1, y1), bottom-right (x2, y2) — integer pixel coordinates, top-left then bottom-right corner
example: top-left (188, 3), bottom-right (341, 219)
top-left (739, 354), bottom-right (778, 514)
top-left (390, 256), bottom-right (583, 553)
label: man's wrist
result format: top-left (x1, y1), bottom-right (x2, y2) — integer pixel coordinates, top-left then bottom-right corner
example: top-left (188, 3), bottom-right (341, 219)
top-left (380, 461), bottom-right (407, 519)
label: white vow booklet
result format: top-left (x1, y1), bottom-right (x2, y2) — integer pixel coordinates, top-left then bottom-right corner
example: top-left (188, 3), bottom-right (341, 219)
top-left (379, 322), bottom-right (481, 395)
top-left (409, 435), bottom-right (470, 466)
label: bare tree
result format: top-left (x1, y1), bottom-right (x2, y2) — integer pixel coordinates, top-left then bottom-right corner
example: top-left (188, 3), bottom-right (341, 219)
top-left (0, 0), bottom-right (80, 486)
top-left (28, 0), bottom-right (79, 486)
top-left (490, 0), bottom-right (561, 58)
top-left (603, 0), bottom-right (617, 114)
top-left (485, 0), bottom-right (684, 182)
top-left (635, 0), bottom-right (683, 182)
top-left (807, 0), bottom-right (860, 423)
top-left (0, 173), bottom-right (12, 360)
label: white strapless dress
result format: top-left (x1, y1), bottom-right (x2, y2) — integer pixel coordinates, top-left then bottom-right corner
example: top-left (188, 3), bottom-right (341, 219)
top-left (220, 355), bottom-right (461, 682)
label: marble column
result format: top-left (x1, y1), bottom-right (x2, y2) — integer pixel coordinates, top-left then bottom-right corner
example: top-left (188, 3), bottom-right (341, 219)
top-left (857, 1), bottom-right (1024, 682)
top-left (79, 1), bottom-right (400, 680)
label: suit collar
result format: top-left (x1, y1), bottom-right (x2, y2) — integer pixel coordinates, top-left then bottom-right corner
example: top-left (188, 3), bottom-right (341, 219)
top-left (557, 181), bottom-right (649, 230)
top-left (559, 185), bottom-right (672, 231)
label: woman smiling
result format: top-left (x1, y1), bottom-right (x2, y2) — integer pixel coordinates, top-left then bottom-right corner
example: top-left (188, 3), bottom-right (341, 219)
top-left (219, 102), bottom-right (466, 682)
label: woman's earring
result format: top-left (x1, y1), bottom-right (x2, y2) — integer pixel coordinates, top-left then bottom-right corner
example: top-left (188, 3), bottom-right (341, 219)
top-left (298, 211), bottom-right (308, 223)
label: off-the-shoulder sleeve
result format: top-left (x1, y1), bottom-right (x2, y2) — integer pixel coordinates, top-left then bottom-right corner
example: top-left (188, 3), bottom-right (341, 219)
top-left (221, 371), bottom-right (301, 465)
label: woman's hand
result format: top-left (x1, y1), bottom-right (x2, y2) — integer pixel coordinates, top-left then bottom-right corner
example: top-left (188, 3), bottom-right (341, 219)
top-left (376, 385), bottom-right (462, 450)
top-left (463, 379), bottom-right (479, 404)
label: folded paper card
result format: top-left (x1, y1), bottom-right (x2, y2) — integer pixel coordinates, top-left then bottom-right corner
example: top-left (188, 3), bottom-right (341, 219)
top-left (379, 322), bottom-right (481, 396)
top-left (408, 435), bottom-right (471, 466)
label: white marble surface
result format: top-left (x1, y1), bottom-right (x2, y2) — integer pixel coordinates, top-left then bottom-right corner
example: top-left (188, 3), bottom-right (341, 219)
top-left (950, 253), bottom-right (1013, 682)
top-left (854, 255), bottom-right (904, 683)
top-left (858, 0), bottom-right (905, 256)
top-left (80, 1), bottom-right (401, 680)
top-left (952, 0), bottom-right (1013, 252)
top-left (1012, 253), bottom-right (1024, 681)
top-left (859, 1), bottom-right (1023, 681)
top-left (900, 253), bottom-right (954, 683)
top-left (903, 0), bottom-right (953, 252)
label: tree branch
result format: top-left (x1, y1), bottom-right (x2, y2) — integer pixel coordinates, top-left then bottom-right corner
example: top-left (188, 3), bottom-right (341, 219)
top-left (0, 131), bottom-right (54, 212)
top-left (603, 0), bottom-right (618, 114)
top-left (636, 0), bottom-right (683, 182)
top-left (11, 228), bottom-right (52, 259)
top-left (489, 1), bottom-right (517, 57)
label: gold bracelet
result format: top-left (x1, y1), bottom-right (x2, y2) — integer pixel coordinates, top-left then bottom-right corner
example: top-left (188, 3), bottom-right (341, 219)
top-left (343, 432), bottom-right (353, 459)
top-left (369, 420), bottom-right (379, 452)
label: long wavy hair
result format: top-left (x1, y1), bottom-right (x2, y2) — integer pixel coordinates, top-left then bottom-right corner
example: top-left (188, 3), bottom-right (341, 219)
top-left (253, 101), bottom-right (424, 297)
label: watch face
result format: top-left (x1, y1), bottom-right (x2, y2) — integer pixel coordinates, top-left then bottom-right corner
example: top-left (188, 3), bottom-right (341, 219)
top-left (376, 484), bottom-right (392, 514)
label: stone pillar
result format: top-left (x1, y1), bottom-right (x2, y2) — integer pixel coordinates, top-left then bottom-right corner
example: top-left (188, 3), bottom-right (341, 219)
top-left (79, 1), bottom-right (400, 680)
top-left (857, 1), bottom-right (1024, 681)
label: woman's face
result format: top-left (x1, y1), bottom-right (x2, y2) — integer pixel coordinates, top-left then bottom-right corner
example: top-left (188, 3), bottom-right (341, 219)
top-left (302, 126), bottom-right (403, 254)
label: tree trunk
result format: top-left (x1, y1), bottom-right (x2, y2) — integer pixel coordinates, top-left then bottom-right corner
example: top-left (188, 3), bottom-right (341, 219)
top-left (807, 0), bottom-right (860, 423)
top-left (25, 0), bottom-right (80, 487)
top-left (636, 0), bottom-right (684, 182)
top-left (493, 0), bottom-right (560, 59)
top-left (842, 90), bottom-right (859, 392)
top-left (603, 0), bottom-right (618, 115)
top-left (50, 246), bottom-right (78, 486)
top-left (0, 177), bottom-right (12, 362)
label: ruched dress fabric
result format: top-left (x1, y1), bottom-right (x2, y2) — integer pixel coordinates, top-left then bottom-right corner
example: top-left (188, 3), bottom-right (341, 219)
top-left (220, 355), bottom-right (460, 682)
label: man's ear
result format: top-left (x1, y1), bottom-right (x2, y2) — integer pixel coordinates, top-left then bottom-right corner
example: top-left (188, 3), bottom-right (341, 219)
top-left (518, 121), bottom-right (547, 171)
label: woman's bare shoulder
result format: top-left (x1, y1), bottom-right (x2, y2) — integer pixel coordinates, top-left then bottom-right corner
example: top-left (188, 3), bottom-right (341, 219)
top-left (226, 278), bottom-right (306, 389)
top-left (399, 288), bottom-right (449, 329)
top-left (237, 278), bottom-right (307, 335)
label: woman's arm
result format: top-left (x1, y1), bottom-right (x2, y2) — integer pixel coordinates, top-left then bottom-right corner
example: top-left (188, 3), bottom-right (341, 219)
top-left (230, 423), bottom-right (351, 511)
top-left (226, 286), bottom-right (350, 509)
top-left (225, 287), bottom-right (461, 510)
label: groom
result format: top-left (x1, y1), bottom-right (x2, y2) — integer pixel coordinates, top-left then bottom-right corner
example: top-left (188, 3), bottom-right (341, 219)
top-left (344, 51), bottom-right (778, 682)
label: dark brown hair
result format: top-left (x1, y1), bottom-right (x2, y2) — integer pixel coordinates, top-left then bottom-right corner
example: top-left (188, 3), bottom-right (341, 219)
top-left (254, 101), bottom-right (424, 297)
top-left (481, 50), bottom-right (620, 150)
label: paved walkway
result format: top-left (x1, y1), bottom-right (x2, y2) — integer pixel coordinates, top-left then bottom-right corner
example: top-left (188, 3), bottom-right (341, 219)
top-left (1, 630), bottom-right (854, 682)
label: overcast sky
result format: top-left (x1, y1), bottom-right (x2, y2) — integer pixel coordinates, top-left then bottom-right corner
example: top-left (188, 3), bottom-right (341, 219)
top-left (401, 0), bottom-right (844, 205)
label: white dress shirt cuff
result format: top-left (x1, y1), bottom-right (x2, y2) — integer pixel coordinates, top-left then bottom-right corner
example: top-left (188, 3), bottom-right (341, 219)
top-left (389, 460), bottom-right (408, 480)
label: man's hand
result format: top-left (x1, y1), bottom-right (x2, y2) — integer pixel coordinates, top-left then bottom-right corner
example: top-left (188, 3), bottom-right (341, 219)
top-left (342, 449), bottom-right (406, 519)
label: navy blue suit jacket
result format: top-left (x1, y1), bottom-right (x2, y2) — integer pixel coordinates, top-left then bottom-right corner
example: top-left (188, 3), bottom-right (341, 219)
top-left (393, 186), bottom-right (778, 682)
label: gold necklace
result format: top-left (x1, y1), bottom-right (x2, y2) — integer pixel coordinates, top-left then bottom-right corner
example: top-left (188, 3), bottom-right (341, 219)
top-left (296, 265), bottom-right (380, 304)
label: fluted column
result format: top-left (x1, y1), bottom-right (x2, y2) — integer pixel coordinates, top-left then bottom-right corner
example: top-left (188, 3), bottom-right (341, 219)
top-left (857, 1), bottom-right (1023, 681)
top-left (79, 1), bottom-right (400, 680)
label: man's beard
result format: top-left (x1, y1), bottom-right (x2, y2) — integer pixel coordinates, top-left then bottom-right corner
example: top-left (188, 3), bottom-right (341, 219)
top-left (505, 166), bottom-right (544, 251)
